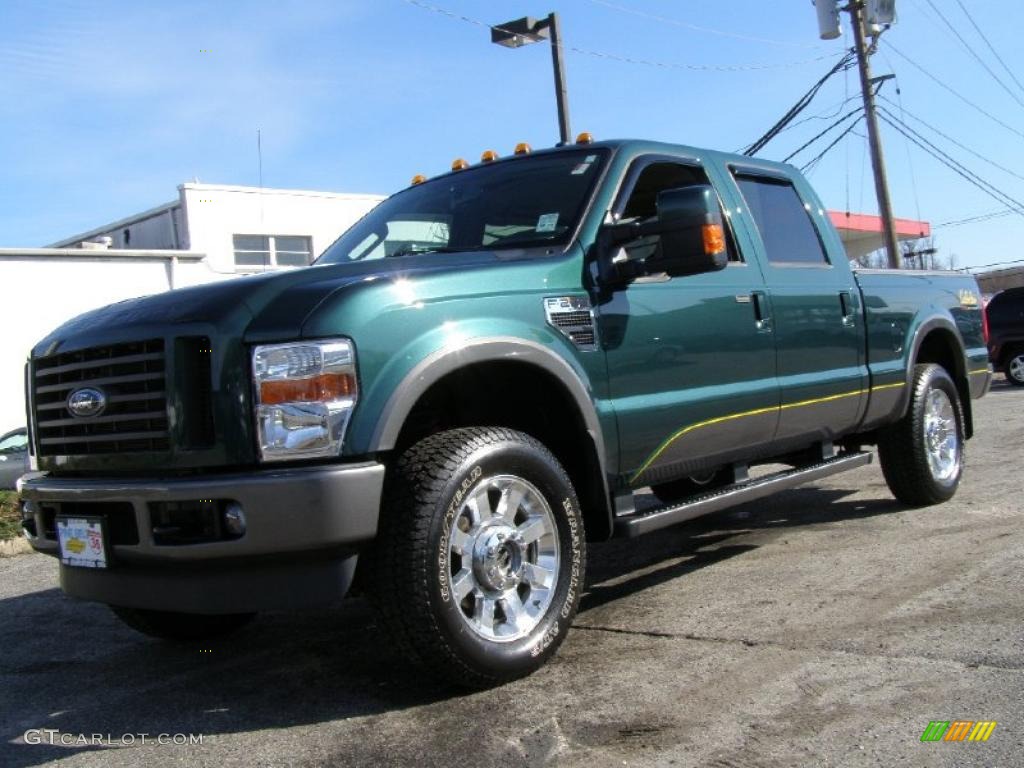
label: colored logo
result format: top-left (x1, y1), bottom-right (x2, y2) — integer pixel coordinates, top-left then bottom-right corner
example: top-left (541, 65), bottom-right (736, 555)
top-left (920, 721), bottom-right (996, 742)
top-left (64, 537), bottom-right (86, 554)
top-left (66, 387), bottom-right (107, 418)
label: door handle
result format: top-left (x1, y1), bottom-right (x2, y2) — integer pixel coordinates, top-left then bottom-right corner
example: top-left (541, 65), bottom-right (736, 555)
top-left (751, 291), bottom-right (772, 332)
top-left (839, 291), bottom-right (855, 327)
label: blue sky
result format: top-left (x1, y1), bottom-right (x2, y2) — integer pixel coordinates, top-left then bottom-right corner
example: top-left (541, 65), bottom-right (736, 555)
top-left (2, 0), bottom-right (1023, 270)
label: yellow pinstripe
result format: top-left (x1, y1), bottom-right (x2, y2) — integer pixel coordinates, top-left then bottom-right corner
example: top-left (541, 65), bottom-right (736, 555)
top-left (629, 381), bottom-right (906, 484)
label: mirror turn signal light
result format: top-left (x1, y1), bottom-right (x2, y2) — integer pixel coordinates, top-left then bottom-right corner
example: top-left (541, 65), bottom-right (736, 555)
top-left (703, 223), bottom-right (726, 255)
top-left (480, 149), bottom-right (499, 163)
top-left (576, 131), bottom-right (594, 144)
top-left (514, 142), bottom-right (532, 155)
top-left (410, 174), bottom-right (427, 185)
top-left (451, 158), bottom-right (469, 171)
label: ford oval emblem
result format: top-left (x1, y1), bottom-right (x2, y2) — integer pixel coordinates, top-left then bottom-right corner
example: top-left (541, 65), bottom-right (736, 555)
top-left (67, 387), bottom-right (107, 418)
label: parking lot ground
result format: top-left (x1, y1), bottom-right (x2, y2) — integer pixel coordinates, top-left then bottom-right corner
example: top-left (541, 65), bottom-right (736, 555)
top-left (2, 381), bottom-right (1022, 768)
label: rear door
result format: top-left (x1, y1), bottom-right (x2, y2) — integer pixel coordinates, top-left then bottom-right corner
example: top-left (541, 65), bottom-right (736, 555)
top-left (729, 167), bottom-right (868, 447)
top-left (596, 155), bottom-right (780, 489)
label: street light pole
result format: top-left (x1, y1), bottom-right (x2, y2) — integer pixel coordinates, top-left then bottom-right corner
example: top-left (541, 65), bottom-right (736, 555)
top-left (491, 12), bottom-right (572, 146)
top-left (545, 13), bottom-right (572, 145)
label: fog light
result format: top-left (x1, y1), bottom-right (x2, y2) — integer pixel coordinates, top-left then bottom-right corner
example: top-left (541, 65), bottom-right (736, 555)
top-left (223, 503), bottom-right (247, 537)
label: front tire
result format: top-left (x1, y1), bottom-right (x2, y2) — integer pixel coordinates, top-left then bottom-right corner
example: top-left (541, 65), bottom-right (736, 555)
top-left (878, 363), bottom-right (965, 506)
top-left (371, 427), bottom-right (585, 689)
top-left (110, 606), bottom-right (255, 642)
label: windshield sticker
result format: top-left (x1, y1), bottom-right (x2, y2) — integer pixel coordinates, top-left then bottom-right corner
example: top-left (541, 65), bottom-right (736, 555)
top-left (536, 213), bottom-right (560, 233)
top-left (571, 163), bottom-right (591, 175)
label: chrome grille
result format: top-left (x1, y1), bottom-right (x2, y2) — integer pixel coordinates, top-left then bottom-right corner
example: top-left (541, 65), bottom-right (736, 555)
top-left (33, 339), bottom-right (169, 456)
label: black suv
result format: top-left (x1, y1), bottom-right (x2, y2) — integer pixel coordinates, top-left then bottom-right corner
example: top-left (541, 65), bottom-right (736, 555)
top-left (987, 286), bottom-right (1024, 386)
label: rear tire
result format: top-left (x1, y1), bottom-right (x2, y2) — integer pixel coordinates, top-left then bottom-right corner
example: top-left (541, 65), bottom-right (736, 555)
top-left (110, 606), bottom-right (255, 642)
top-left (371, 427), bottom-right (585, 689)
top-left (878, 363), bottom-right (965, 506)
top-left (650, 467), bottom-right (730, 504)
top-left (1004, 350), bottom-right (1024, 386)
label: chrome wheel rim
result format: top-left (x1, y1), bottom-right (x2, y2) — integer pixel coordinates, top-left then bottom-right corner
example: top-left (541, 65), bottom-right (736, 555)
top-left (923, 388), bottom-right (960, 482)
top-left (446, 474), bottom-right (559, 643)
top-left (1010, 354), bottom-right (1024, 383)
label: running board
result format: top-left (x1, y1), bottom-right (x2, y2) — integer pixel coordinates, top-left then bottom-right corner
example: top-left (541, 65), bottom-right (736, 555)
top-left (614, 451), bottom-right (873, 538)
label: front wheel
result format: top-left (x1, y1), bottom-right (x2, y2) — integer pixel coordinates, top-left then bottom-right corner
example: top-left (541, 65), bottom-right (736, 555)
top-left (371, 427), bottom-right (585, 689)
top-left (878, 363), bottom-right (965, 506)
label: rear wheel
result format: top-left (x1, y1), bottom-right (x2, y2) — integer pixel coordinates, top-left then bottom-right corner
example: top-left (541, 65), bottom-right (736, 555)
top-left (1004, 350), bottom-right (1024, 386)
top-left (650, 467), bottom-right (730, 504)
top-left (371, 427), bottom-right (585, 689)
top-left (110, 606), bottom-right (255, 642)
top-left (878, 363), bottom-right (965, 506)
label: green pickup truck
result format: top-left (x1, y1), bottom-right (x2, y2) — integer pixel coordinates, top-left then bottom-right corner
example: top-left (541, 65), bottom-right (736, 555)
top-left (20, 138), bottom-right (991, 688)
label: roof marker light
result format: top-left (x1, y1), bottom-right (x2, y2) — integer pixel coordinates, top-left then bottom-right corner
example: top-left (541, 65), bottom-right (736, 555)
top-left (410, 174), bottom-right (427, 185)
top-left (575, 131), bottom-right (594, 145)
top-left (514, 142), bottom-right (532, 155)
top-left (451, 158), bottom-right (469, 171)
top-left (480, 149), bottom-right (499, 163)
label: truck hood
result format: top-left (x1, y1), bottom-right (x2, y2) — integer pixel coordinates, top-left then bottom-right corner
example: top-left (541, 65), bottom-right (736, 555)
top-left (31, 249), bottom-right (524, 356)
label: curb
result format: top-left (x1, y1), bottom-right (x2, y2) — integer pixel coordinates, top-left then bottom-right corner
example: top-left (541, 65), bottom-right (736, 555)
top-left (0, 537), bottom-right (33, 558)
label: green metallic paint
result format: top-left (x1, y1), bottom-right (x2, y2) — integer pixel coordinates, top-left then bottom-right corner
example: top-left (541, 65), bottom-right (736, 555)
top-left (27, 139), bottom-right (987, 498)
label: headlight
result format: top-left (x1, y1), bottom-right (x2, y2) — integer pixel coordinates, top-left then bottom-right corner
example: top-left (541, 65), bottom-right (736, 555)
top-left (252, 339), bottom-right (358, 462)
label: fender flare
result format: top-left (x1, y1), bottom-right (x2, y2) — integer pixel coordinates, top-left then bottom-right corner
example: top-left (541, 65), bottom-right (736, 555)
top-left (368, 336), bottom-right (614, 535)
top-left (899, 314), bottom-right (972, 431)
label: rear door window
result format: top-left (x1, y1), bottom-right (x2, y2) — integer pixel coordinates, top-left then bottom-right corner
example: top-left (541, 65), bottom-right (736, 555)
top-left (733, 174), bottom-right (829, 266)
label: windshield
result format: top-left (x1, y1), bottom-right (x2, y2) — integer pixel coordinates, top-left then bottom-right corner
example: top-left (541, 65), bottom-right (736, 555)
top-left (318, 148), bottom-right (609, 263)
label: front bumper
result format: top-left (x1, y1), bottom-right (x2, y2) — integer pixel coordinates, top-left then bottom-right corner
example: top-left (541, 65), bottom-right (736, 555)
top-left (19, 462), bottom-right (384, 613)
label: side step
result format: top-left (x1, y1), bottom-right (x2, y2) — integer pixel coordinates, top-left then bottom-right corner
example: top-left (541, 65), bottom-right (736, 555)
top-left (614, 451), bottom-right (873, 538)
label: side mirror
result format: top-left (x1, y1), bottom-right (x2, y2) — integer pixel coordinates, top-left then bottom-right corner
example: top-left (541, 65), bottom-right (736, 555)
top-left (645, 185), bottom-right (729, 277)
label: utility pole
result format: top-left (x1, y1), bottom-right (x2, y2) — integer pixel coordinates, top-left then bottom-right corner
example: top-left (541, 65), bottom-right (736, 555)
top-left (848, 2), bottom-right (902, 269)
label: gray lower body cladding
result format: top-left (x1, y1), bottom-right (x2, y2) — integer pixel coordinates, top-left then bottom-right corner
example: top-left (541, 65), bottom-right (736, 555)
top-left (19, 462), bottom-right (384, 613)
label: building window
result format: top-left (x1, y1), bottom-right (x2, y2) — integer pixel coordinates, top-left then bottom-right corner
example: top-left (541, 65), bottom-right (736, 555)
top-left (233, 234), bottom-right (313, 270)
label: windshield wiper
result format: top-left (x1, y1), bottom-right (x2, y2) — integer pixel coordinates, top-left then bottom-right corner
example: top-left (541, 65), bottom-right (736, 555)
top-left (385, 245), bottom-right (467, 259)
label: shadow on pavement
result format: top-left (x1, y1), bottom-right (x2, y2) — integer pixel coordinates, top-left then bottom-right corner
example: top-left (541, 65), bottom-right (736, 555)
top-left (0, 483), bottom-right (902, 767)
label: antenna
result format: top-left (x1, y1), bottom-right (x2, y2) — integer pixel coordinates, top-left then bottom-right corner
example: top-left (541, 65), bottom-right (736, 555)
top-left (257, 128), bottom-right (263, 189)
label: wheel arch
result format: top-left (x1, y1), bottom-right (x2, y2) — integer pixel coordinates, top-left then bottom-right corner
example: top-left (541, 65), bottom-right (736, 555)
top-left (905, 317), bottom-right (974, 438)
top-left (369, 338), bottom-right (614, 541)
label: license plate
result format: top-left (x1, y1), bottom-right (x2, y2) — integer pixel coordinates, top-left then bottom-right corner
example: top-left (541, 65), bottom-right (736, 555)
top-left (56, 517), bottom-right (108, 569)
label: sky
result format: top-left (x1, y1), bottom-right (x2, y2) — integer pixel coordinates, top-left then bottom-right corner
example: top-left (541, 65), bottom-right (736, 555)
top-left (2, 0), bottom-right (1023, 271)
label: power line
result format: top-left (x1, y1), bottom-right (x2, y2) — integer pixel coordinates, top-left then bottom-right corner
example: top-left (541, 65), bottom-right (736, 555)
top-left (883, 41), bottom-right (1024, 141)
top-left (878, 111), bottom-right (1024, 216)
top-left (585, 0), bottom-right (824, 49)
top-left (920, 0), bottom-right (1024, 109)
top-left (878, 94), bottom-right (1024, 184)
top-left (800, 115), bottom-right (865, 174)
top-left (952, 0), bottom-right (1024, 98)
top-left (742, 50), bottom-right (856, 156)
top-left (783, 107), bottom-right (863, 163)
top-left (933, 209), bottom-right (1014, 229)
top-left (403, 0), bottom-right (842, 72)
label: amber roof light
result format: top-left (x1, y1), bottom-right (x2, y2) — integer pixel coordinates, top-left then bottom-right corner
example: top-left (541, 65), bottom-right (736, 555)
top-left (575, 131), bottom-right (594, 144)
top-left (514, 142), bottom-right (532, 155)
top-left (480, 149), bottom-right (499, 163)
top-left (451, 158), bottom-right (469, 171)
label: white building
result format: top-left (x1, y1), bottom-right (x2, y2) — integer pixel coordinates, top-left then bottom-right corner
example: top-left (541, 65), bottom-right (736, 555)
top-left (50, 181), bottom-right (384, 276)
top-left (1, 183), bottom-right (383, 432)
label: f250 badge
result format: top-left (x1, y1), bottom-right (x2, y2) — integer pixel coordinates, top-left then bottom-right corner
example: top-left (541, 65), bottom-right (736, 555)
top-left (958, 289), bottom-right (979, 308)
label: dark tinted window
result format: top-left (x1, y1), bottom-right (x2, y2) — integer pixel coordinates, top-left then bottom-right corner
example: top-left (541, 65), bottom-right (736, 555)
top-left (734, 174), bottom-right (828, 265)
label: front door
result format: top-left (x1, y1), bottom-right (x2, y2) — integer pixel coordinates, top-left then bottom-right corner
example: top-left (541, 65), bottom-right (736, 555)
top-left (596, 156), bottom-right (780, 490)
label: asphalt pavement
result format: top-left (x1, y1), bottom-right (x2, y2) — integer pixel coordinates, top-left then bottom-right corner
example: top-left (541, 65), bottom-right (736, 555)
top-left (2, 380), bottom-right (1022, 768)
